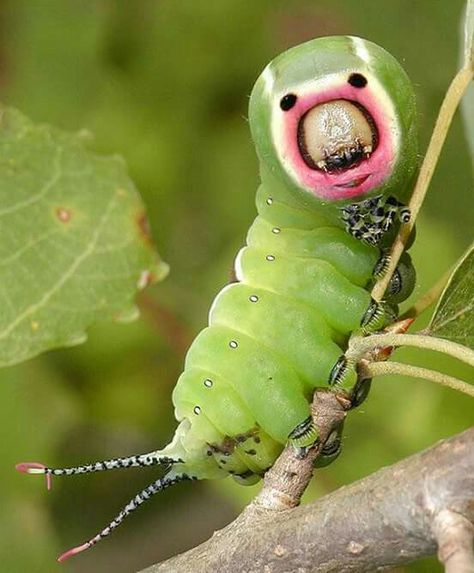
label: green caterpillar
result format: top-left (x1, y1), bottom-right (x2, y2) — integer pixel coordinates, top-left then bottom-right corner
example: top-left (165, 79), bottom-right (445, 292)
top-left (17, 35), bottom-right (418, 561)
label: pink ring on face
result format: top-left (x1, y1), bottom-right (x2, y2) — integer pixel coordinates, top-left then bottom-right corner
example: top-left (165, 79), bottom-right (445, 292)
top-left (279, 81), bottom-right (397, 201)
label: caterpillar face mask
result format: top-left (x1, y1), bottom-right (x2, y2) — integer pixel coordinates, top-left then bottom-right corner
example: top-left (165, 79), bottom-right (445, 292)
top-left (17, 35), bottom-right (418, 561)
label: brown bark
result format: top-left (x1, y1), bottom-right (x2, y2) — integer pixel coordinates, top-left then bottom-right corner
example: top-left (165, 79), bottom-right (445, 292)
top-left (140, 427), bottom-right (474, 573)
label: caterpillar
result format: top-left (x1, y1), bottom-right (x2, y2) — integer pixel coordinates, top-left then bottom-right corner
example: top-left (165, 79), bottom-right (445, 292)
top-left (16, 35), bottom-right (418, 561)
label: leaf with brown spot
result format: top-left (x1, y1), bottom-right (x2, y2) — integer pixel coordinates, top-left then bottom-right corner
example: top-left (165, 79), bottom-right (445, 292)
top-left (0, 106), bottom-right (168, 367)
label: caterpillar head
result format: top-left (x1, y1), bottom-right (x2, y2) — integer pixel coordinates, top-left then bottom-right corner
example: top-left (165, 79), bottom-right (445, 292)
top-left (249, 36), bottom-right (418, 212)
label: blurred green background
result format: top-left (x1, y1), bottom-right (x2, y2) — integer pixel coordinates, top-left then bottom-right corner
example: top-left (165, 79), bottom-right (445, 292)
top-left (1, 1), bottom-right (472, 572)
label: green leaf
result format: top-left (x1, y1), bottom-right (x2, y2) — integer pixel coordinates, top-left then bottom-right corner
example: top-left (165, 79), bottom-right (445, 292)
top-left (429, 243), bottom-right (474, 348)
top-left (0, 106), bottom-right (168, 367)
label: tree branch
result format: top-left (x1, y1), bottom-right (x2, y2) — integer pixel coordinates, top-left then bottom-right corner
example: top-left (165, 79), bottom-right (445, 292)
top-left (140, 428), bottom-right (474, 573)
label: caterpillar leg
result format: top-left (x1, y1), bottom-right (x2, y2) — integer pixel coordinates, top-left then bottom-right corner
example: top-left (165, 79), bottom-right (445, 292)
top-left (313, 420), bottom-right (345, 468)
top-left (328, 355), bottom-right (357, 390)
top-left (385, 253), bottom-right (416, 304)
top-left (372, 251), bottom-right (416, 305)
top-left (328, 355), bottom-right (371, 408)
top-left (288, 416), bottom-right (319, 458)
top-left (382, 196), bottom-right (411, 230)
top-left (360, 299), bottom-right (397, 334)
top-left (57, 472), bottom-right (192, 562)
top-left (15, 450), bottom-right (183, 490)
top-left (372, 250), bottom-right (391, 279)
top-left (341, 195), bottom-right (411, 246)
top-left (288, 414), bottom-right (345, 466)
top-left (349, 376), bottom-right (372, 409)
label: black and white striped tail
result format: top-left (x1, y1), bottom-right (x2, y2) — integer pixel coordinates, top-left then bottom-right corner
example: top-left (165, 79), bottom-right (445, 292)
top-left (57, 473), bottom-right (191, 562)
top-left (15, 451), bottom-right (183, 490)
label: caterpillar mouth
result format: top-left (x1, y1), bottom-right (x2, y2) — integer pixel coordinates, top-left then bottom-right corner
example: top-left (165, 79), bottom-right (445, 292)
top-left (297, 99), bottom-right (378, 173)
top-left (316, 143), bottom-right (372, 173)
top-left (334, 174), bottom-right (370, 189)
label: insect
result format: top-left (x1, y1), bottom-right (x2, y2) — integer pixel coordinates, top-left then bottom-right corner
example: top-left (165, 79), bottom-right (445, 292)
top-left (17, 35), bottom-right (418, 561)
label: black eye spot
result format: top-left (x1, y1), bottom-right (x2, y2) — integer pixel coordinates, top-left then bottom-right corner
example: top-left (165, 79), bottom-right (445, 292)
top-left (348, 73), bottom-right (368, 88)
top-left (280, 93), bottom-right (297, 111)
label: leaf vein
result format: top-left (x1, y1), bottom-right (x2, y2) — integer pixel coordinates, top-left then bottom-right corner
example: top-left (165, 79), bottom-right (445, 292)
top-left (0, 146), bottom-right (63, 217)
top-left (0, 192), bottom-right (118, 340)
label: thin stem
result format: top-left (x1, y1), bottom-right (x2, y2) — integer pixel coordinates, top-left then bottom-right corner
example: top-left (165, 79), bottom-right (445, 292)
top-left (362, 361), bottom-right (474, 398)
top-left (138, 292), bottom-right (192, 354)
top-left (372, 66), bottom-right (474, 302)
top-left (347, 332), bottom-right (474, 369)
top-left (401, 271), bottom-right (450, 320)
top-left (464, 0), bottom-right (474, 68)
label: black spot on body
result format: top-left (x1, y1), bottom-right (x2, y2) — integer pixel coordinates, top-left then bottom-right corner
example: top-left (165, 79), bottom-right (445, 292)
top-left (280, 93), bottom-right (297, 111)
top-left (235, 470), bottom-right (254, 479)
top-left (348, 73), bottom-right (367, 88)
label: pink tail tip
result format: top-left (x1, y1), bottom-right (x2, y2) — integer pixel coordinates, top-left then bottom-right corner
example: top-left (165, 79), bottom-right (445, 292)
top-left (57, 542), bottom-right (91, 563)
top-left (15, 462), bottom-right (52, 490)
top-left (15, 461), bottom-right (45, 473)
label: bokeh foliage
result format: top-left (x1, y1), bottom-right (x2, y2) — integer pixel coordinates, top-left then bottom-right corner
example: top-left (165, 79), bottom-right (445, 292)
top-left (0, 1), bottom-right (472, 572)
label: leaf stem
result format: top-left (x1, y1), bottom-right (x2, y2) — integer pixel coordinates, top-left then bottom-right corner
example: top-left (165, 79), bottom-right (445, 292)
top-left (464, 0), bottom-right (474, 68)
top-left (348, 332), bottom-right (474, 368)
top-left (401, 270), bottom-right (450, 319)
top-left (361, 360), bottom-right (474, 397)
top-left (371, 65), bottom-right (474, 302)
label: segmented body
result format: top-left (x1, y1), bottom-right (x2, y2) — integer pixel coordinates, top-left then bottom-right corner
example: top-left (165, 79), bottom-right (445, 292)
top-left (166, 35), bottom-right (419, 484)
top-left (171, 184), bottom-right (380, 483)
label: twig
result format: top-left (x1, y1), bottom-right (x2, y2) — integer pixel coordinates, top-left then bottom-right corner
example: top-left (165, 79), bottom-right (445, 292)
top-left (137, 291), bottom-right (192, 354)
top-left (140, 428), bottom-right (474, 573)
top-left (361, 360), bottom-right (474, 398)
top-left (433, 509), bottom-right (474, 573)
top-left (347, 332), bottom-right (474, 369)
top-left (371, 66), bottom-right (474, 302)
top-left (255, 390), bottom-right (349, 511)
